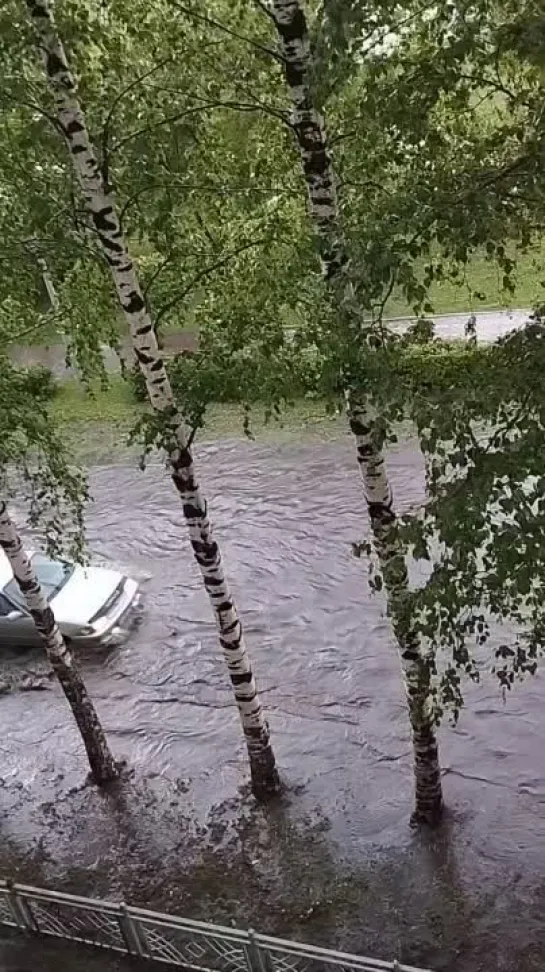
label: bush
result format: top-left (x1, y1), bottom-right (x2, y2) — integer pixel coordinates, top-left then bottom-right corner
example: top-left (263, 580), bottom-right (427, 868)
top-left (126, 344), bottom-right (322, 433)
top-left (23, 365), bottom-right (58, 402)
top-left (127, 360), bottom-right (148, 402)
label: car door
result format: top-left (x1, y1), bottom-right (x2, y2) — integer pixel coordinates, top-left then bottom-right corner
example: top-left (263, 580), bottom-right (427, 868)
top-left (0, 592), bottom-right (41, 647)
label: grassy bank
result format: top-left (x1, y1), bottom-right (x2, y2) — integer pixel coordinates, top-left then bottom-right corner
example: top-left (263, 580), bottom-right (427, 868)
top-left (51, 378), bottom-right (347, 463)
top-left (386, 242), bottom-right (545, 318)
top-left (48, 335), bottom-right (509, 463)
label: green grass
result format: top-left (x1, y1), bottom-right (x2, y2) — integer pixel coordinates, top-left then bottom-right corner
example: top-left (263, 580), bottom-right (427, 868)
top-left (51, 377), bottom-right (347, 464)
top-left (386, 242), bottom-right (545, 318)
top-left (52, 376), bottom-right (140, 426)
top-left (50, 378), bottom-right (143, 463)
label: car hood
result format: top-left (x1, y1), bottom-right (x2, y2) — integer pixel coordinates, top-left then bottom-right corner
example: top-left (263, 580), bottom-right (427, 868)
top-left (50, 565), bottom-right (123, 627)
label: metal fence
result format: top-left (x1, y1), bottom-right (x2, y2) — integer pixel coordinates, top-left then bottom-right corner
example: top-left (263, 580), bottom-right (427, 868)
top-left (0, 879), bottom-right (432, 972)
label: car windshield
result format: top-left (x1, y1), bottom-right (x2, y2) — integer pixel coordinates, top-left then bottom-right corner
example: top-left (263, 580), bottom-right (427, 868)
top-left (3, 554), bottom-right (74, 610)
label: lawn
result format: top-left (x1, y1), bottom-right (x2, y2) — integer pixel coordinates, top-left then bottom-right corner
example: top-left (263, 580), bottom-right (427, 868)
top-left (385, 242), bottom-right (545, 318)
top-left (51, 378), bottom-right (347, 464)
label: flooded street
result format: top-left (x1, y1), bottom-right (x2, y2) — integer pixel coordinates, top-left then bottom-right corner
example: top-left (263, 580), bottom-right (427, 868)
top-left (0, 436), bottom-right (544, 971)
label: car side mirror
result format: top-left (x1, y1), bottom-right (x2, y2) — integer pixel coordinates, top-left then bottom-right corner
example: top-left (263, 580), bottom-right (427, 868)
top-left (6, 610), bottom-right (22, 621)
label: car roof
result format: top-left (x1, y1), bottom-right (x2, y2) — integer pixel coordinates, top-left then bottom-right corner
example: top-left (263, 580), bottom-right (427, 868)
top-left (0, 552), bottom-right (13, 590)
top-left (0, 549), bottom-right (36, 590)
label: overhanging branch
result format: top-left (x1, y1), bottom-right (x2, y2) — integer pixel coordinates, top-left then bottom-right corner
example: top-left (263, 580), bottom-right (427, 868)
top-left (170, 0), bottom-right (285, 63)
top-left (153, 237), bottom-right (267, 327)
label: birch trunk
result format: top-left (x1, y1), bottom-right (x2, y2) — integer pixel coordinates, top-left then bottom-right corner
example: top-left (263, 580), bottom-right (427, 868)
top-left (269, 0), bottom-right (442, 823)
top-left (37, 256), bottom-right (59, 310)
top-left (0, 501), bottom-right (118, 784)
top-left (25, 0), bottom-right (279, 797)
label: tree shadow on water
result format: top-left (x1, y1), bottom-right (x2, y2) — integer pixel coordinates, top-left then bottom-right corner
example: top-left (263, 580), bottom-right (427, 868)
top-left (1, 773), bottom-right (544, 972)
top-left (382, 814), bottom-right (545, 972)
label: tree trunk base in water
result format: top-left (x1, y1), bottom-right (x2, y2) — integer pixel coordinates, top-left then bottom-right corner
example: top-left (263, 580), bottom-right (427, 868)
top-left (89, 758), bottom-right (121, 786)
top-left (410, 794), bottom-right (444, 828)
top-left (250, 747), bottom-right (282, 800)
top-left (411, 727), bottom-right (443, 827)
top-left (87, 758), bottom-right (127, 788)
top-left (54, 667), bottom-right (120, 786)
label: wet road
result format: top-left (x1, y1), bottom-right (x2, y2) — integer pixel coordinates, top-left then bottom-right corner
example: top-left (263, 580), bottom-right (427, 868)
top-left (0, 437), bottom-right (544, 971)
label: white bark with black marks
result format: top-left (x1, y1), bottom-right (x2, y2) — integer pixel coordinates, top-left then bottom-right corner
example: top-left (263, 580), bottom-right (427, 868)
top-left (348, 405), bottom-right (441, 823)
top-left (268, 0), bottom-right (342, 278)
top-left (0, 501), bottom-right (118, 784)
top-left (37, 256), bottom-right (59, 310)
top-left (25, 0), bottom-right (279, 796)
top-left (269, 0), bottom-right (442, 823)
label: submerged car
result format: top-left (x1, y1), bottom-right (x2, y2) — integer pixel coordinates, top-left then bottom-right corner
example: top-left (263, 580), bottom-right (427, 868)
top-left (0, 551), bottom-right (142, 649)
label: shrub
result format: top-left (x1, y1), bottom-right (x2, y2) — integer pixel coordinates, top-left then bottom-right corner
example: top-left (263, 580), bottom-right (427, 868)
top-left (127, 360), bottom-right (148, 402)
top-left (23, 365), bottom-right (58, 402)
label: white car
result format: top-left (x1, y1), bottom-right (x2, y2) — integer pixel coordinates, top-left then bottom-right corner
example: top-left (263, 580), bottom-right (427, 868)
top-left (0, 551), bottom-right (142, 649)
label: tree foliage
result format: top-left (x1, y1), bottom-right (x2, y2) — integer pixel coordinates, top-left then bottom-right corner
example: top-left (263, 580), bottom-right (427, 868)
top-left (1, 0), bottom-right (545, 723)
top-left (0, 351), bottom-right (87, 557)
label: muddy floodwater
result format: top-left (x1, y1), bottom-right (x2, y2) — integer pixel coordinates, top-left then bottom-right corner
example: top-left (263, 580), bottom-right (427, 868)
top-left (0, 436), bottom-right (544, 972)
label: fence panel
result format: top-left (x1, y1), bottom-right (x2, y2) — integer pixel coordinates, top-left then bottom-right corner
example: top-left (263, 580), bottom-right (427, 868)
top-left (0, 889), bottom-right (17, 929)
top-left (255, 936), bottom-right (430, 972)
top-left (0, 880), bottom-right (432, 972)
top-left (136, 914), bottom-right (251, 971)
top-left (15, 888), bottom-right (127, 953)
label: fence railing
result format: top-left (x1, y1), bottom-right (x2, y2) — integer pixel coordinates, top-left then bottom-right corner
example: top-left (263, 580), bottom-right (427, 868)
top-left (0, 879), bottom-right (432, 972)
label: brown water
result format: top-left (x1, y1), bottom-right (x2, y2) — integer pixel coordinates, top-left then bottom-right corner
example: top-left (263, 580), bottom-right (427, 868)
top-left (0, 437), bottom-right (544, 971)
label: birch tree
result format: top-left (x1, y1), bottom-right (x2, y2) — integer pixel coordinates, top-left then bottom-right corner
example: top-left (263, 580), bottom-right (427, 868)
top-left (0, 501), bottom-right (118, 783)
top-left (23, 0), bottom-right (279, 797)
top-left (0, 349), bottom-right (118, 784)
top-left (338, 0), bottom-right (545, 710)
top-left (263, 0), bottom-right (442, 824)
